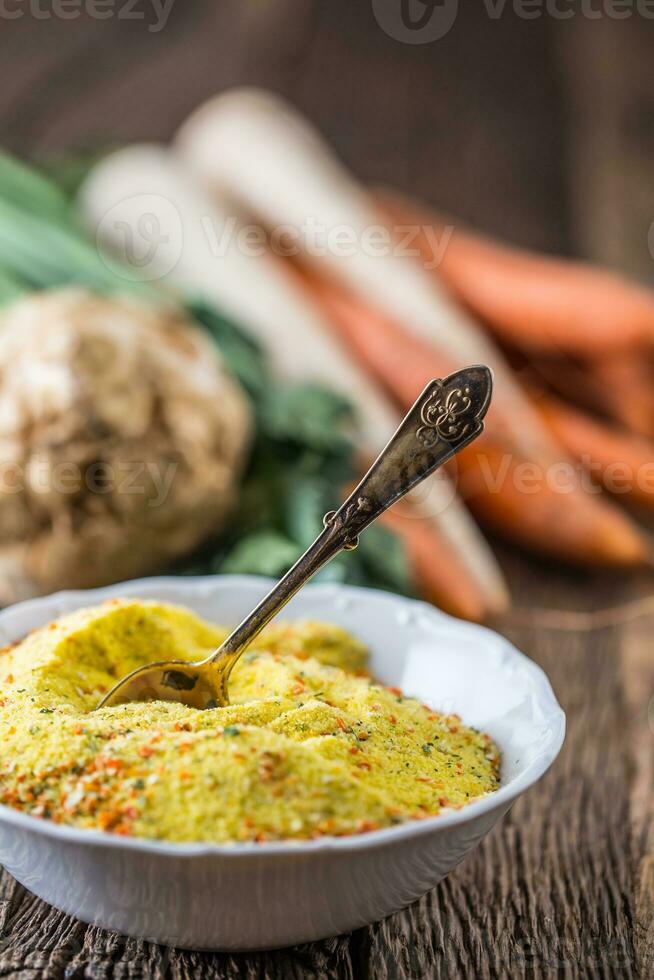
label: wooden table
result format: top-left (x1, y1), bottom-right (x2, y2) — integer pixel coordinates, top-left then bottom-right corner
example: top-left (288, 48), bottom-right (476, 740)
top-left (1, 6), bottom-right (653, 976)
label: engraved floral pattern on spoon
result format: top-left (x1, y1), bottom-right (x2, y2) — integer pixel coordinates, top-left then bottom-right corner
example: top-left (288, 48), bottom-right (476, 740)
top-left (417, 382), bottom-right (475, 446)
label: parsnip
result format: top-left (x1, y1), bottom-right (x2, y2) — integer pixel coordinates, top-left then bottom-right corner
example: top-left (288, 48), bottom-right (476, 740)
top-left (80, 145), bottom-right (509, 617)
top-left (175, 88), bottom-right (553, 460)
top-left (81, 145), bottom-right (397, 450)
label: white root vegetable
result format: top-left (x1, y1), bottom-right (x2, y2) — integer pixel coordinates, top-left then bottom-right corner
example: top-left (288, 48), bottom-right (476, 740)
top-left (0, 288), bottom-right (251, 602)
top-left (80, 145), bottom-right (509, 616)
top-left (175, 88), bottom-right (553, 459)
top-left (81, 145), bottom-right (395, 451)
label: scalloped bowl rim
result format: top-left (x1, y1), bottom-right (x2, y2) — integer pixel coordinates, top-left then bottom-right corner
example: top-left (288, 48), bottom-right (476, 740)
top-left (0, 575), bottom-right (565, 858)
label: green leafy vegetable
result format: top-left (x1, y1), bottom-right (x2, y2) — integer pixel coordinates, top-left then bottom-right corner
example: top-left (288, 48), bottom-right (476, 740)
top-left (221, 531), bottom-right (302, 578)
top-left (187, 299), bottom-right (268, 399)
top-left (356, 526), bottom-right (413, 595)
top-left (258, 382), bottom-right (354, 453)
top-left (0, 151), bottom-right (71, 225)
top-left (0, 266), bottom-right (25, 305)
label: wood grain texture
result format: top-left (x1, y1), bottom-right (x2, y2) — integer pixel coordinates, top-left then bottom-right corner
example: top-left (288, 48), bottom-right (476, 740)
top-left (0, 5), bottom-right (652, 977)
top-left (622, 601), bottom-right (654, 977)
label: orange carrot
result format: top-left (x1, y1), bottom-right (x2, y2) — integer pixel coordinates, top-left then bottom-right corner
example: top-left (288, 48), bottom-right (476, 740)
top-left (455, 446), bottom-right (648, 567)
top-left (589, 351), bottom-right (654, 439)
top-left (308, 276), bottom-right (650, 568)
top-left (523, 355), bottom-right (610, 419)
top-left (380, 506), bottom-right (502, 621)
top-left (378, 189), bottom-right (654, 358)
top-left (533, 350), bottom-right (654, 439)
top-left (535, 394), bottom-right (654, 511)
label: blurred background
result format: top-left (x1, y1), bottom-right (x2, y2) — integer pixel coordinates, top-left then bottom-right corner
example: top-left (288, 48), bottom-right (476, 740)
top-left (3, 6), bottom-right (653, 269)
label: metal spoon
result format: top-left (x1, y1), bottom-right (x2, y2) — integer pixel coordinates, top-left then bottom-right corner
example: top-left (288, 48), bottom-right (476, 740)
top-left (98, 365), bottom-right (492, 711)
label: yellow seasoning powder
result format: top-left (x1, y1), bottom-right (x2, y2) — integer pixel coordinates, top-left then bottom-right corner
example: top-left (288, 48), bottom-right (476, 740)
top-left (0, 600), bottom-right (500, 843)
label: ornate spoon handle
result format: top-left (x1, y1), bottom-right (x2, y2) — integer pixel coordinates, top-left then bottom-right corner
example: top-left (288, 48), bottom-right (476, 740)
top-left (323, 364), bottom-right (492, 550)
top-left (209, 366), bottom-right (492, 693)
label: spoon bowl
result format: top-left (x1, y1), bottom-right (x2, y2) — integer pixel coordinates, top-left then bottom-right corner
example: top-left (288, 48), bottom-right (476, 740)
top-left (99, 659), bottom-right (231, 710)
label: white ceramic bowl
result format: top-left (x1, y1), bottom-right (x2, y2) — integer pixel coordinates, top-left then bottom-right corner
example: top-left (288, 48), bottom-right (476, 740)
top-left (0, 576), bottom-right (564, 951)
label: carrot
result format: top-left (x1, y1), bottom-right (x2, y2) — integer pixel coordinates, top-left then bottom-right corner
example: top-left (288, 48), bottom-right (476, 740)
top-left (522, 350), bottom-right (654, 439)
top-left (378, 189), bottom-right (654, 358)
top-left (306, 272), bottom-right (525, 449)
top-left (380, 506), bottom-right (504, 621)
top-left (535, 394), bottom-right (654, 511)
top-left (523, 355), bottom-right (610, 420)
top-left (380, 486), bottom-right (509, 619)
top-left (589, 351), bottom-right (654, 439)
top-left (173, 93), bottom-right (649, 565)
top-left (455, 445), bottom-right (648, 567)
top-left (309, 276), bottom-right (650, 568)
